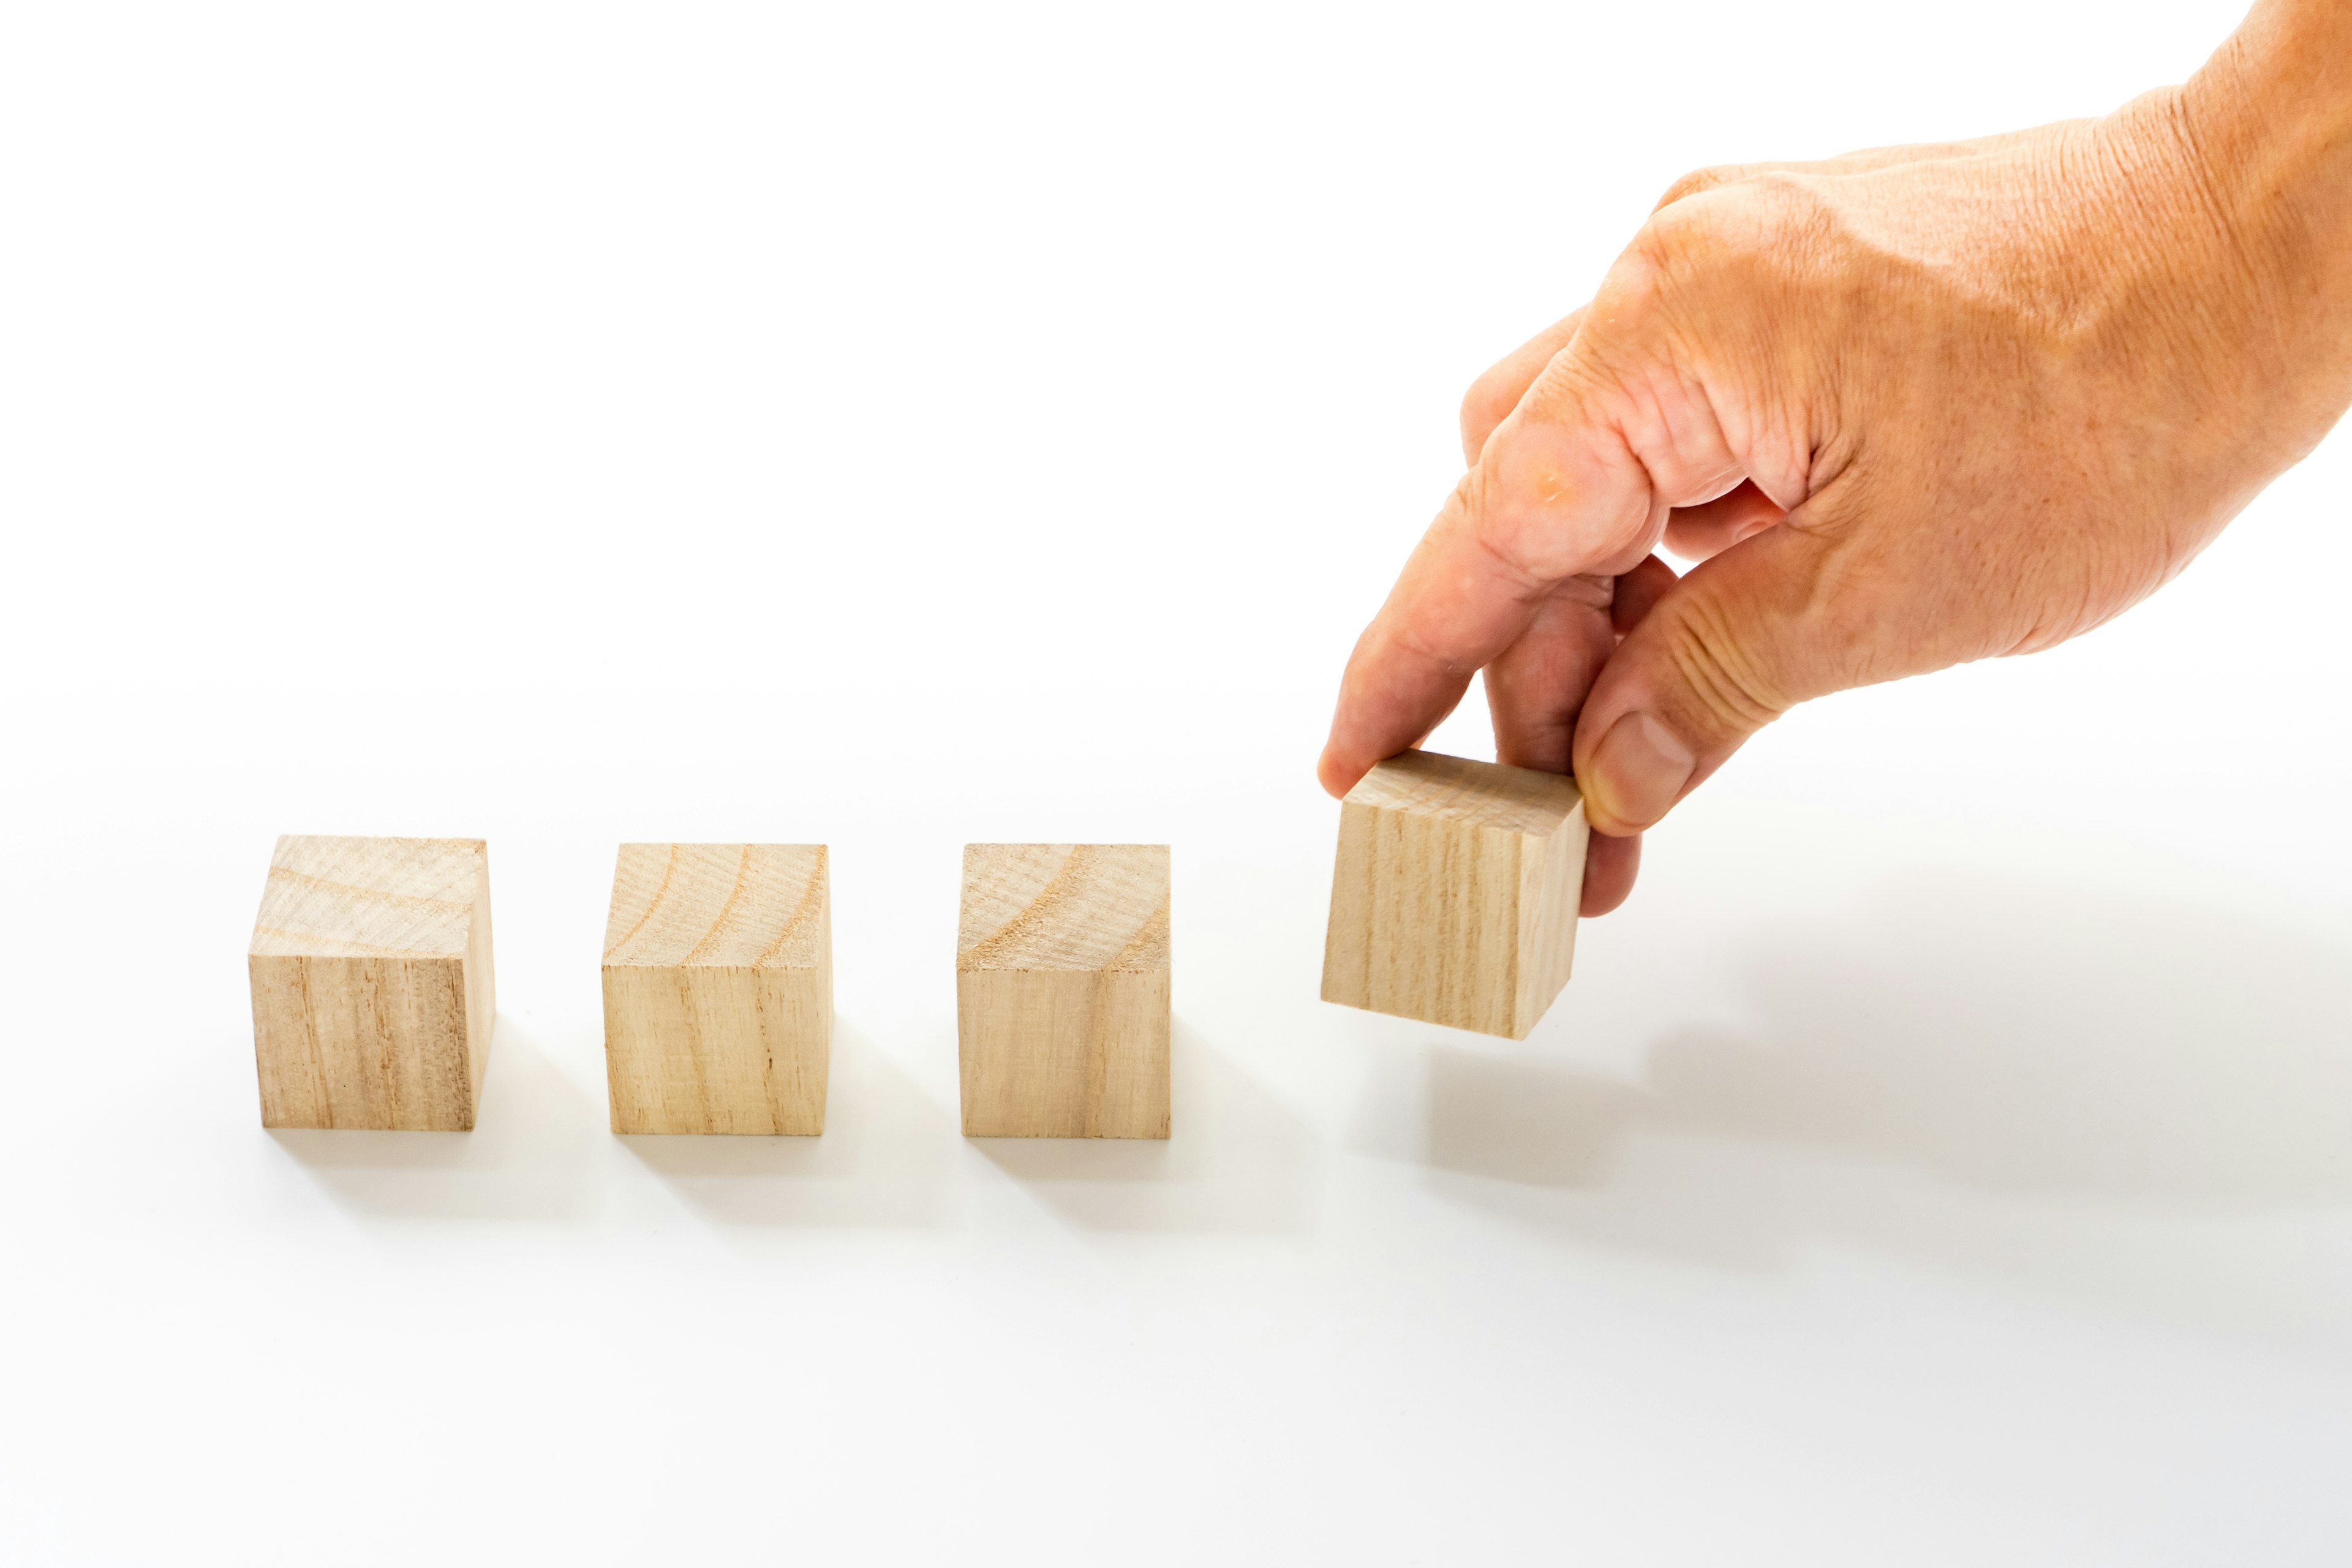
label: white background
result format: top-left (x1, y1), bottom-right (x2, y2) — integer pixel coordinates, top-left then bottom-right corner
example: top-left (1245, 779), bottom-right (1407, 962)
top-left (4, 1), bottom-right (2348, 1561)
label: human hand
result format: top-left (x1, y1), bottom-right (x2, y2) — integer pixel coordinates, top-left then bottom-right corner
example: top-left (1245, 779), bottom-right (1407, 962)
top-left (1318, 0), bottom-right (2352, 917)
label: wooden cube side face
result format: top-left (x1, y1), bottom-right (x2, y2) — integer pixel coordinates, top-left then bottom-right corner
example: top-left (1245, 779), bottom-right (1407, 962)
top-left (957, 968), bottom-right (1171, 1139)
top-left (251, 953), bottom-right (481, 1130)
top-left (1512, 800), bottom-right (1588, 1033)
top-left (603, 965), bottom-right (831, 1135)
top-left (463, 857), bottom-right (497, 1093)
top-left (1322, 799), bottom-right (1530, 1038)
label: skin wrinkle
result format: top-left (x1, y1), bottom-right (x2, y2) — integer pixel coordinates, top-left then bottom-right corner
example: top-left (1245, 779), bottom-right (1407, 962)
top-left (1581, 249), bottom-right (1759, 519)
top-left (1663, 590), bottom-right (1791, 735)
top-left (1382, 620), bottom-right (1479, 688)
top-left (1458, 461), bottom-right (1582, 594)
top-left (1455, 513), bottom-right (1555, 606)
top-left (2155, 90), bottom-right (2264, 317)
top-left (1610, 352), bottom-right (1723, 506)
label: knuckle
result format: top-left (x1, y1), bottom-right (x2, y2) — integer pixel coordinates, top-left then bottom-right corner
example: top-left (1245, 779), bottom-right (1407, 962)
top-left (1625, 194), bottom-right (1736, 300)
top-left (1630, 200), bottom-right (1704, 274)
top-left (1620, 176), bottom-right (1834, 331)
top-left (1449, 458), bottom-right (1553, 593)
top-left (1654, 163), bottom-right (1741, 211)
top-left (1504, 356), bottom-right (1593, 437)
top-left (1458, 369), bottom-right (1517, 445)
top-left (1641, 176), bottom-right (1822, 266)
top-left (1452, 462), bottom-right (1520, 560)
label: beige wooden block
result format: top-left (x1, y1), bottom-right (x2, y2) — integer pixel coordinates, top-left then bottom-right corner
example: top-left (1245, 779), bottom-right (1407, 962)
top-left (957, 843), bottom-right (1170, 1139)
top-left (601, 843), bottom-right (832, 1136)
top-left (249, 835), bottom-right (496, 1131)
top-left (1321, 750), bottom-right (1588, 1039)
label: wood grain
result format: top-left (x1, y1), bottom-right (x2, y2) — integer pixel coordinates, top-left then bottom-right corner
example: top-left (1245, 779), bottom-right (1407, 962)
top-left (601, 843), bottom-right (831, 1135)
top-left (1320, 750), bottom-right (1586, 1039)
top-left (248, 834), bottom-right (496, 1130)
top-left (957, 843), bottom-right (1170, 1139)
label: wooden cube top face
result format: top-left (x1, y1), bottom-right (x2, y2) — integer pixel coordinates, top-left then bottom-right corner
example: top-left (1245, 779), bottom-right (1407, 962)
top-left (958, 843), bottom-right (1170, 974)
top-left (249, 835), bottom-right (486, 959)
top-left (603, 843), bottom-right (828, 970)
top-left (1340, 749), bottom-right (1582, 836)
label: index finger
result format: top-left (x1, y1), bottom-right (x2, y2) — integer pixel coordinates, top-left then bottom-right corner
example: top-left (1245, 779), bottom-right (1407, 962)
top-left (1317, 380), bottom-right (1664, 796)
top-left (1461, 307), bottom-right (1586, 466)
top-left (1316, 493), bottom-right (1551, 796)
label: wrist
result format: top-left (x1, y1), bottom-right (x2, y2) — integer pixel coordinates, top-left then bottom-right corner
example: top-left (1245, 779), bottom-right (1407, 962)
top-left (2189, 1), bottom-right (2352, 215)
top-left (2171, 0), bottom-right (2352, 462)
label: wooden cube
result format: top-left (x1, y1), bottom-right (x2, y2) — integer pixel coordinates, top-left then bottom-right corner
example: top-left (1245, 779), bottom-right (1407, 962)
top-left (601, 843), bottom-right (832, 1135)
top-left (249, 835), bottom-right (496, 1130)
top-left (1321, 750), bottom-right (1588, 1039)
top-left (957, 843), bottom-right (1170, 1139)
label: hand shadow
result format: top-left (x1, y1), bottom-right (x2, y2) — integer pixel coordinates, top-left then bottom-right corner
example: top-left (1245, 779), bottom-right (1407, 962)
top-left (1355, 870), bottom-right (2352, 1334)
top-left (618, 1020), bottom-right (958, 1229)
top-left (266, 1017), bottom-right (601, 1222)
top-left (972, 1020), bottom-right (1316, 1235)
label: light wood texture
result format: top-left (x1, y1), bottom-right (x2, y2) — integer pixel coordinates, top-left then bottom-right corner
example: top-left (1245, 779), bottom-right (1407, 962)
top-left (601, 843), bottom-right (832, 1136)
top-left (957, 843), bottom-right (1170, 1139)
top-left (1321, 750), bottom-right (1588, 1039)
top-left (249, 835), bottom-right (496, 1130)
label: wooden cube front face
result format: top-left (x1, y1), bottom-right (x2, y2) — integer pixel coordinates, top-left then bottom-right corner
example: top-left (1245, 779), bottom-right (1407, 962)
top-left (249, 835), bottom-right (496, 1131)
top-left (601, 844), bottom-right (832, 1135)
top-left (1321, 751), bottom-right (1587, 1039)
top-left (958, 844), bottom-right (1170, 1139)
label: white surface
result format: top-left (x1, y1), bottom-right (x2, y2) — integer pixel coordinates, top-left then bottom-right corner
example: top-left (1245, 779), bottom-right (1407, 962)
top-left (5, 1), bottom-right (2348, 1562)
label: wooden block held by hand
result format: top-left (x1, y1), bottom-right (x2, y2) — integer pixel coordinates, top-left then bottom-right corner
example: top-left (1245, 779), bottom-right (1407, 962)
top-left (957, 843), bottom-right (1170, 1139)
top-left (1321, 750), bottom-right (1588, 1039)
top-left (249, 835), bottom-right (496, 1131)
top-left (601, 843), bottom-right (832, 1136)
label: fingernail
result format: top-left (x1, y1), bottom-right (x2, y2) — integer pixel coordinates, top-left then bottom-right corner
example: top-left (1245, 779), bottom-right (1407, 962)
top-left (1588, 710), bottom-right (1696, 829)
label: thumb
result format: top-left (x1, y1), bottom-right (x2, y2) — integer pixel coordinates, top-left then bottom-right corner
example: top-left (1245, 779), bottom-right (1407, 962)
top-left (1570, 521), bottom-right (1874, 835)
